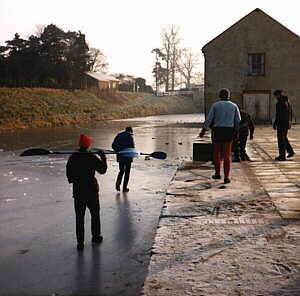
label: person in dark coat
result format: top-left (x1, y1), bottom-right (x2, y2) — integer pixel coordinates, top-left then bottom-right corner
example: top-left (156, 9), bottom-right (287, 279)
top-left (233, 106), bottom-right (255, 162)
top-left (112, 127), bottom-right (135, 192)
top-left (66, 134), bottom-right (107, 251)
top-left (273, 90), bottom-right (295, 161)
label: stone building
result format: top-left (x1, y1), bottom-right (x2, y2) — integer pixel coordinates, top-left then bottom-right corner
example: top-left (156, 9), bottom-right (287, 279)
top-left (202, 8), bottom-right (300, 122)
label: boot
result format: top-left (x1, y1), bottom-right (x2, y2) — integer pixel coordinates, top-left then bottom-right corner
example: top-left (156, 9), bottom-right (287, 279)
top-left (244, 154), bottom-right (251, 161)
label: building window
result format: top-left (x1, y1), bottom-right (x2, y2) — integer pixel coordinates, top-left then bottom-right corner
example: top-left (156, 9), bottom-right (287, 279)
top-left (248, 53), bottom-right (265, 76)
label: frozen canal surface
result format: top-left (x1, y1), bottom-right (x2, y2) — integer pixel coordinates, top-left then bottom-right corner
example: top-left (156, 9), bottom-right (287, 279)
top-left (0, 113), bottom-right (203, 296)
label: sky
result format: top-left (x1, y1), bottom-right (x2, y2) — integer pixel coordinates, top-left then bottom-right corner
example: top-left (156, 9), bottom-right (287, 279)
top-left (1, 0), bottom-right (300, 85)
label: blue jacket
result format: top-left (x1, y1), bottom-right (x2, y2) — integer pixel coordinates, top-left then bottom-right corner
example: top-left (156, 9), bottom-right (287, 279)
top-left (112, 131), bottom-right (135, 162)
top-left (203, 100), bottom-right (241, 131)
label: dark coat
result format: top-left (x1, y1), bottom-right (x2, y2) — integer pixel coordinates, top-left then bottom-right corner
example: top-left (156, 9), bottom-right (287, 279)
top-left (112, 131), bottom-right (135, 162)
top-left (239, 110), bottom-right (255, 137)
top-left (274, 96), bottom-right (292, 130)
top-left (66, 152), bottom-right (107, 199)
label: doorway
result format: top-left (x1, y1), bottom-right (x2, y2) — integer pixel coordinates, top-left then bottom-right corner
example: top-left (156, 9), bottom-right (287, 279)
top-left (243, 91), bottom-right (270, 123)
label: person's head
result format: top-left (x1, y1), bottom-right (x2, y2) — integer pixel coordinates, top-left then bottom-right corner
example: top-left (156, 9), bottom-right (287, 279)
top-left (219, 88), bottom-right (230, 100)
top-left (273, 89), bottom-right (282, 100)
top-left (78, 134), bottom-right (92, 151)
top-left (125, 126), bottom-right (133, 135)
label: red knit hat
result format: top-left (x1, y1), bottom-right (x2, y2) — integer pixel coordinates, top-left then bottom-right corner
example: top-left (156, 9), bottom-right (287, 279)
top-left (78, 134), bottom-right (92, 147)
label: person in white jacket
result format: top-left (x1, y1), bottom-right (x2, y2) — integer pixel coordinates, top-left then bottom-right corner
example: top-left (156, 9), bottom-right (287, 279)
top-left (199, 88), bottom-right (241, 184)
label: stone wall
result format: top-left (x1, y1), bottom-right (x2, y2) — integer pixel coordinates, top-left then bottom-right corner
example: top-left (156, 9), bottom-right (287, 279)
top-left (202, 9), bottom-right (300, 122)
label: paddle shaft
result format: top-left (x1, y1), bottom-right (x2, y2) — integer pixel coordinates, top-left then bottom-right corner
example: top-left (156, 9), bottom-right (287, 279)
top-left (20, 148), bottom-right (166, 159)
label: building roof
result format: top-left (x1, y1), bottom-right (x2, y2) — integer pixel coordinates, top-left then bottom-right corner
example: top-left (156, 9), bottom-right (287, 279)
top-left (85, 72), bottom-right (119, 82)
top-left (202, 8), bottom-right (299, 52)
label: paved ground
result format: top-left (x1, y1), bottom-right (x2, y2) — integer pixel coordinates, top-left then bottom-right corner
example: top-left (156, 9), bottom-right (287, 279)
top-left (142, 126), bottom-right (300, 296)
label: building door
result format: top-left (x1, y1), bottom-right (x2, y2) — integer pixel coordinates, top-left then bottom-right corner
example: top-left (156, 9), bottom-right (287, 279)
top-left (243, 92), bottom-right (270, 123)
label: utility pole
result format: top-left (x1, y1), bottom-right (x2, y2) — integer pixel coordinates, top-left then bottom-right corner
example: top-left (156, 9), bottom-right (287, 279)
top-left (155, 50), bottom-right (159, 96)
top-left (156, 62), bottom-right (159, 96)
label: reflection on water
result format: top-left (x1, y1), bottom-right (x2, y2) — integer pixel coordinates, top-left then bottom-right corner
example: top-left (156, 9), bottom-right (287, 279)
top-left (0, 114), bottom-right (204, 160)
top-left (114, 113), bottom-right (204, 123)
top-left (114, 193), bottom-right (135, 251)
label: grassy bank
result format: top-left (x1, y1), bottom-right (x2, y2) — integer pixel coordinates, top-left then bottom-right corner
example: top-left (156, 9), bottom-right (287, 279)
top-left (0, 88), bottom-right (201, 132)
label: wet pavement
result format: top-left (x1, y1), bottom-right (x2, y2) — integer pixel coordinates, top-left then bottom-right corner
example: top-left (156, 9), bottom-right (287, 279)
top-left (248, 127), bottom-right (300, 219)
top-left (143, 126), bottom-right (300, 296)
top-left (0, 114), bottom-right (202, 296)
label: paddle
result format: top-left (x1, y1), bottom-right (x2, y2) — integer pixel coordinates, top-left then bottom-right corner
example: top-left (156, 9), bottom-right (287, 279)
top-left (20, 148), bottom-right (167, 159)
top-left (20, 148), bottom-right (113, 157)
top-left (140, 152), bottom-right (167, 159)
top-left (104, 149), bottom-right (167, 159)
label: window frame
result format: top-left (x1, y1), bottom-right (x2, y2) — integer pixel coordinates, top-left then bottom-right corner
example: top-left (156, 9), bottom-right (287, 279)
top-left (248, 53), bottom-right (266, 76)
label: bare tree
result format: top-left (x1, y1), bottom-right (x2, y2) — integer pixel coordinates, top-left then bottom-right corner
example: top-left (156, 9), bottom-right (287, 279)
top-left (192, 71), bottom-right (204, 85)
top-left (169, 26), bottom-right (181, 91)
top-left (88, 48), bottom-right (108, 73)
top-left (177, 48), bottom-right (200, 89)
top-left (34, 24), bottom-right (46, 37)
top-left (151, 48), bottom-right (166, 95)
top-left (161, 25), bottom-right (181, 92)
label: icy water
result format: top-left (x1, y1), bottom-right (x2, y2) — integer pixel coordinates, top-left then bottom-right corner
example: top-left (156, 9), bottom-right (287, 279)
top-left (0, 113), bottom-right (203, 296)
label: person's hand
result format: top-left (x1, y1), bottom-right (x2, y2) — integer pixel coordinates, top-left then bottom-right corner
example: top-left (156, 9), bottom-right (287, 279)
top-left (199, 129), bottom-right (205, 138)
top-left (233, 131), bottom-right (239, 141)
top-left (97, 149), bottom-right (106, 159)
top-left (273, 123), bottom-right (277, 130)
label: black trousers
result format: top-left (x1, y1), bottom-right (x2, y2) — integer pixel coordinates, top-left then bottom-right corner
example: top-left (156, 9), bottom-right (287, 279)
top-left (239, 135), bottom-right (248, 157)
top-left (74, 197), bottom-right (101, 244)
top-left (116, 159), bottom-right (132, 190)
top-left (277, 128), bottom-right (294, 157)
top-left (233, 135), bottom-right (248, 158)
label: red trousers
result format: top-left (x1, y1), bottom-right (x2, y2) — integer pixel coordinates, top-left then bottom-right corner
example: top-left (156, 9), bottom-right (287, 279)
top-left (213, 141), bottom-right (232, 178)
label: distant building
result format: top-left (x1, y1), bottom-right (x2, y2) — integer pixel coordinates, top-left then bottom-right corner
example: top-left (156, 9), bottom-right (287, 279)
top-left (135, 77), bottom-right (153, 93)
top-left (114, 74), bottom-right (136, 92)
top-left (113, 74), bottom-right (153, 93)
top-left (84, 72), bottom-right (119, 91)
top-left (202, 8), bottom-right (300, 122)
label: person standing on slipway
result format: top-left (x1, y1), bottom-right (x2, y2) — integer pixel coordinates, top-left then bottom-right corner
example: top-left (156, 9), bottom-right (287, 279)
top-left (232, 105), bottom-right (255, 162)
top-left (66, 134), bottom-right (107, 251)
top-left (199, 88), bottom-right (241, 184)
top-left (273, 89), bottom-right (295, 161)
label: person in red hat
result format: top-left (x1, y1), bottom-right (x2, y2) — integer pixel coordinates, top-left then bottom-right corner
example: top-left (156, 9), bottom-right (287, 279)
top-left (66, 134), bottom-right (107, 251)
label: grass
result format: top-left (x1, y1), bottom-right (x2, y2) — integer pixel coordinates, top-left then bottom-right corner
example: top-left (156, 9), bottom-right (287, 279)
top-left (0, 88), bottom-right (201, 132)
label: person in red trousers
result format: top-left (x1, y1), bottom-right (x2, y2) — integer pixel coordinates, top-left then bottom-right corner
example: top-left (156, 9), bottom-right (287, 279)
top-left (199, 88), bottom-right (241, 184)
